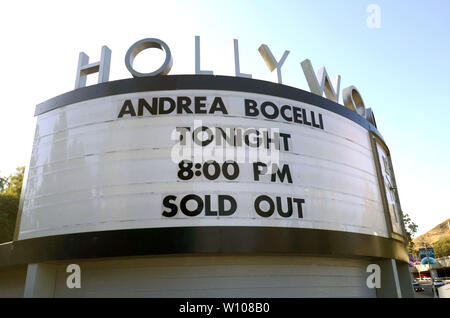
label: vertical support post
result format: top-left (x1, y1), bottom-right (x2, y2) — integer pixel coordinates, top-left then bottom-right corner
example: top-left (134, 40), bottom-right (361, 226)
top-left (369, 133), bottom-right (394, 237)
top-left (375, 259), bottom-right (402, 298)
top-left (391, 259), bottom-right (402, 298)
top-left (396, 261), bottom-right (415, 298)
top-left (425, 245), bottom-right (438, 298)
top-left (24, 263), bottom-right (56, 298)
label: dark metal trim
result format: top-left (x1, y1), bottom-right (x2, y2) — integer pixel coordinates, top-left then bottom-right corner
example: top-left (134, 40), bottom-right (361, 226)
top-left (0, 242), bottom-right (13, 267)
top-left (1, 226), bottom-right (408, 267)
top-left (369, 131), bottom-right (406, 243)
top-left (369, 132), bottom-right (394, 238)
top-left (35, 75), bottom-right (383, 139)
top-left (384, 150), bottom-right (408, 243)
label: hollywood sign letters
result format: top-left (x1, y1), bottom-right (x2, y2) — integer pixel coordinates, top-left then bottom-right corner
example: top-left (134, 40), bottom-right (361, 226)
top-left (74, 36), bottom-right (376, 126)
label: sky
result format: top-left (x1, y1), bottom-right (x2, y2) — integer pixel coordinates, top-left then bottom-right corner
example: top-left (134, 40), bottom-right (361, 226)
top-left (0, 0), bottom-right (449, 236)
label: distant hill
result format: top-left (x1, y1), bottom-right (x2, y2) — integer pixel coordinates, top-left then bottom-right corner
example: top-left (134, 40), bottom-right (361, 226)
top-left (413, 218), bottom-right (450, 258)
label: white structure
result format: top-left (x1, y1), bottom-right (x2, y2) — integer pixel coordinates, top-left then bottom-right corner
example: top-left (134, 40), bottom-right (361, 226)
top-left (0, 75), bottom-right (413, 298)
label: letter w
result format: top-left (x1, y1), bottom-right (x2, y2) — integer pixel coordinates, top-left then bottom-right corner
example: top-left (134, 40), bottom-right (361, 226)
top-left (301, 59), bottom-right (341, 103)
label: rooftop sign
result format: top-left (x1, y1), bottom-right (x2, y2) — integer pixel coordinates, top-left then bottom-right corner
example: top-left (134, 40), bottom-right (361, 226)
top-left (74, 36), bottom-right (376, 127)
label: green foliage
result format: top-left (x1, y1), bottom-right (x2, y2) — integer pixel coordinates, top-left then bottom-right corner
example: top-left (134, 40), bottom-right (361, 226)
top-left (2, 166), bottom-right (24, 197)
top-left (431, 237), bottom-right (450, 258)
top-left (0, 194), bottom-right (20, 243)
top-left (0, 176), bottom-right (8, 192)
top-left (0, 166), bottom-right (25, 243)
top-left (402, 212), bottom-right (418, 253)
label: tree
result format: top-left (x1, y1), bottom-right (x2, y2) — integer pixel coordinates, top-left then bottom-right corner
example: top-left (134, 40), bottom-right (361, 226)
top-left (0, 176), bottom-right (8, 192)
top-left (0, 166), bottom-right (25, 243)
top-left (402, 212), bottom-right (418, 253)
top-left (431, 238), bottom-right (450, 258)
top-left (2, 166), bottom-right (24, 197)
top-left (0, 194), bottom-right (20, 243)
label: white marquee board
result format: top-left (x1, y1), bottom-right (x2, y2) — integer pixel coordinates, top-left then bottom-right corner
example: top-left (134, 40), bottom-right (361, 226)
top-left (19, 90), bottom-right (390, 240)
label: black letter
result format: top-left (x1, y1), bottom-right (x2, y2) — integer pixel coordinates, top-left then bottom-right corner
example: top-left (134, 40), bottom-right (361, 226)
top-left (261, 101), bottom-right (279, 119)
top-left (319, 114), bottom-right (324, 130)
top-left (177, 96), bottom-right (192, 114)
top-left (280, 105), bottom-right (292, 121)
top-left (292, 107), bottom-right (302, 124)
top-left (162, 195), bottom-right (177, 217)
top-left (310, 111), bottom-right (321, 128)
top-left (195, 96), bottom-right (208, 114)
top-left (244, 129), bottom-right (260, 147)
top-left (205, 195), bottom-right (217, 216)
top-left (244, 99), bottom-right (259, 117)
top-left (271, 164), bottom-right (293, 184)
top-left (302, 108), bottom-right (312, 126)
top-left (138, 98), bottom-right (157, 116)
top-left (219, 195), bottom-right (237, 216)
top-left (253, 162), bottom-right (267, 181)
top-left (293, 198), bottom-right (305, 218)
top-left (255, 195), bottom-right (274, 217)
top-left (210, 97), bottom-right (228, 114)
top-left (180, 194), bottom-right (204, 217)
top-left (118, 100), bottom-right (136, 118)
top-left (279, 133), bottom-right (291, 151)
top-left (159, 97), bottom-right (176, 114)
top-left (277, 197), bottom-right (293, 217)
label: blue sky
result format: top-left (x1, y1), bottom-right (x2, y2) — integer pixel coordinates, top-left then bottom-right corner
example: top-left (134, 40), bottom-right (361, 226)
top-left (0, 0), bottom-right (448, 235)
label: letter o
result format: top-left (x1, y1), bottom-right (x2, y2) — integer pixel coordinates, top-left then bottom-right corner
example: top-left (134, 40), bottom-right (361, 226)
top-left (180, 194), bottom-right (204, 217)
top-left (254, 195), bottom-right (274, 217)
top-left (342, 86), bottom-right (366, 117)
top-left (261, 102), bottom-right (279, 119)
top-left (125, 38), bottom-right (173, 77)
top-left (193, 126), bottom-right (213, 147)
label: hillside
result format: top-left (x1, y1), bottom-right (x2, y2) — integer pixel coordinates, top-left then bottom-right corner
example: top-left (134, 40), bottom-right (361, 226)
top-left (414, 218), bottom-right (450, 246)
top-left (413, 218), bottom-right (450, 258)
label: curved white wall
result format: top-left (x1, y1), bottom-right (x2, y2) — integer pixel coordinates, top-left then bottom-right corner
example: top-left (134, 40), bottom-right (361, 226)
top-left (19, 90), bottom-right (389, 239)
top-left (53, 255), bottom-right (376, 298)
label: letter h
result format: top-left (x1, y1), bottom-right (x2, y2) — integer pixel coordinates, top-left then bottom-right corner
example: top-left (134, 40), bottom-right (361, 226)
top-left (75, 46), bottom-right (111, 89)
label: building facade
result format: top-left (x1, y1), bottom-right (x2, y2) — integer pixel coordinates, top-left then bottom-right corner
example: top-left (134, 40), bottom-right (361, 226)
top-left (0, 75), bottom-right (413, 297)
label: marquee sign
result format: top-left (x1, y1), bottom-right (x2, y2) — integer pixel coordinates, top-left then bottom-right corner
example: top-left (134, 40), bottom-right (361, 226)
top-left (19, 85), bottom-right (393, 240)
top-left (14, 38), bottom-right (406, 263)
